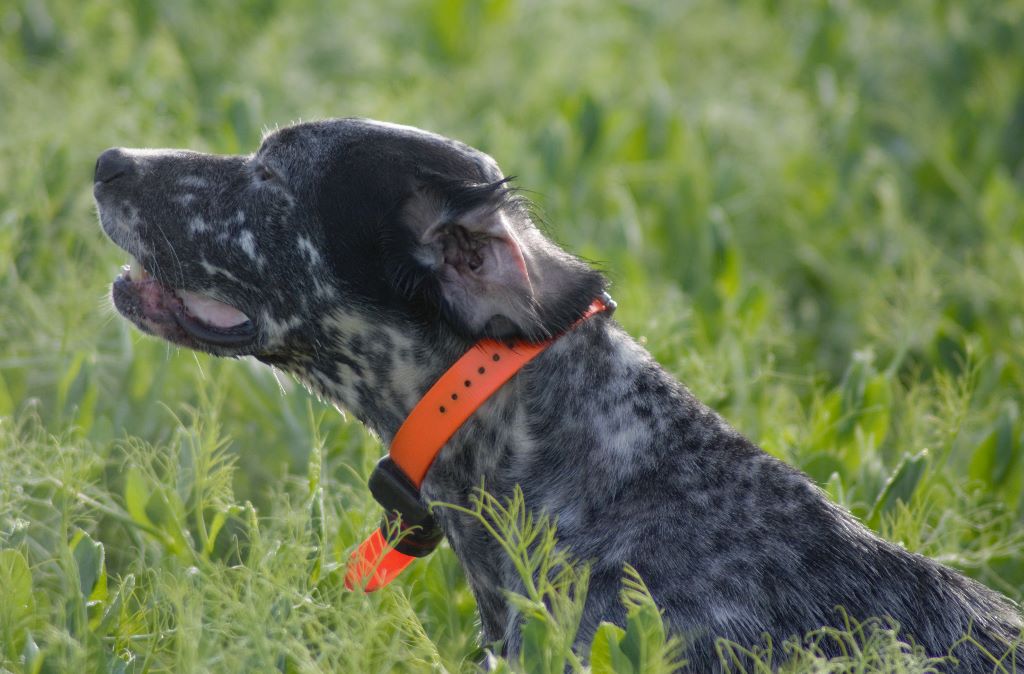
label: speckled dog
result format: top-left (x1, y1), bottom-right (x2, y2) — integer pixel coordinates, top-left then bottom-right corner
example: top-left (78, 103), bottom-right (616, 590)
top-left (94, 118), bottom-right (1022, 671)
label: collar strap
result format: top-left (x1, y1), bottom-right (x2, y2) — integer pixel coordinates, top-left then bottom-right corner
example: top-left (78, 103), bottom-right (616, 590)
top-left (345, 293), bottom-right (615, 591)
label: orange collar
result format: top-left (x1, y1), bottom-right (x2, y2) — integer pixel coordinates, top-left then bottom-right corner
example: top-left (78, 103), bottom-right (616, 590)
top-left (345, 294), bottom-right (614, 591)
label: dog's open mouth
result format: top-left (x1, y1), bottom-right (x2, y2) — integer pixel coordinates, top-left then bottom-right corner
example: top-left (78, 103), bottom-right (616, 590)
top-left (112, 256), bottom-right (256, 348)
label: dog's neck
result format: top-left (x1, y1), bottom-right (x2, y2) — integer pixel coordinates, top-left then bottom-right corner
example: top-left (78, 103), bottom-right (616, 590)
top-left (416, 315), bottom-right (693, 493)
top-left (301, 306), bottom-right (646, 454)
top-left (302, 308), bottom-right (485, 439)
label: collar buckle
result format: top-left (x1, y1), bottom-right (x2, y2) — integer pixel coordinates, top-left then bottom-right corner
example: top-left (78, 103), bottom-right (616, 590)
top-left (598, 291), bottom-right (617, 316)
top-left (368, 456), bottom-right (443, 558)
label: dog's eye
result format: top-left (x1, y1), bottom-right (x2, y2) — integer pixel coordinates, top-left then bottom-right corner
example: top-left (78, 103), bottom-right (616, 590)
top-left (254, 164), bottom-right (276, 183)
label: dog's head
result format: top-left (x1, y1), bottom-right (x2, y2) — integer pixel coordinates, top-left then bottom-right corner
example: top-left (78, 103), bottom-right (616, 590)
top-left (94, 119), bottom-right (605, 371)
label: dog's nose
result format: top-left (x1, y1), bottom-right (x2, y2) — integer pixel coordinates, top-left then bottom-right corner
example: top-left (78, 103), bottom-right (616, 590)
top-left (94, 148), bottom-right (133, 184)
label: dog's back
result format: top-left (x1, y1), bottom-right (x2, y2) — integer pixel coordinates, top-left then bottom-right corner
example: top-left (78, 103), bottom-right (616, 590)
top-left (426, 318), bottom-right (1023, 671)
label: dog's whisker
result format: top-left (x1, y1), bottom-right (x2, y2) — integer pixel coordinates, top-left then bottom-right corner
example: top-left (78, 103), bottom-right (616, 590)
top-left (191, 352), bottom-right (206, 380)
top-left (151, 219), bottom-right (185, 286)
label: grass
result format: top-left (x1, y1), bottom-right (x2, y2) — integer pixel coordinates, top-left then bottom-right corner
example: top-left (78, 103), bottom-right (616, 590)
top-left (1, 0), bottom-right (1023, 671)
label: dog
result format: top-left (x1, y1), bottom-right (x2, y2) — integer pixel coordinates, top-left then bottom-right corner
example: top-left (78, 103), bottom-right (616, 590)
top-left (94, 118), bottom-right (1023, 671)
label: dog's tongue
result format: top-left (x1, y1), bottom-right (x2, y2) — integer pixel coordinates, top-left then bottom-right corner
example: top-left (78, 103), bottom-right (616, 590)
top-left (177, 290), bottom-right (250, 328)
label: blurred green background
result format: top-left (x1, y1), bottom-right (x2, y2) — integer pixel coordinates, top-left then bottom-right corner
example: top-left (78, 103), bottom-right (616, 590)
top-left (1, 0), bottom-right (1023, 671)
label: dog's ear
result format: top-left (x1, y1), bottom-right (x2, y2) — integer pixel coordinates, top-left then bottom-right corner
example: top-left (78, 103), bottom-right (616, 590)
top-left (396, 177), bottom-right (606, 342)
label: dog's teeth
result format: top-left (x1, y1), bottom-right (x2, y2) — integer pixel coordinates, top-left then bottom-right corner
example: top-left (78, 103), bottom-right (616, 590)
top-left (126, 255), bottom-right (152, 281)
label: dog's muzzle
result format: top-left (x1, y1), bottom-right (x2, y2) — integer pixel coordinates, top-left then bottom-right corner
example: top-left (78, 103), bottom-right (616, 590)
top-left (93, 148), bottom-right (259, 352)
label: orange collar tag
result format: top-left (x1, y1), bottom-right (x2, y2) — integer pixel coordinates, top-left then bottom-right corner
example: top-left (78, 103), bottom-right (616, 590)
top-left (345, 295), bottom-right (614, 591)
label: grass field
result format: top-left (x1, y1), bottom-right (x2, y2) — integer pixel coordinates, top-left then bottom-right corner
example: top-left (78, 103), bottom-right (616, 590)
top-left (1, 0), bottom-right (1023, 671)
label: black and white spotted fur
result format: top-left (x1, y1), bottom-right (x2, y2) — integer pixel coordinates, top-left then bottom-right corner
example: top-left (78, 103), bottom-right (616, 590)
top-left (94, 118), bottom-right (1023, 672)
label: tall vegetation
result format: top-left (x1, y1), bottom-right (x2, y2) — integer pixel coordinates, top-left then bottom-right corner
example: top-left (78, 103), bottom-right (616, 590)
top-left (1, 0), bottom-right (1022, 670)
